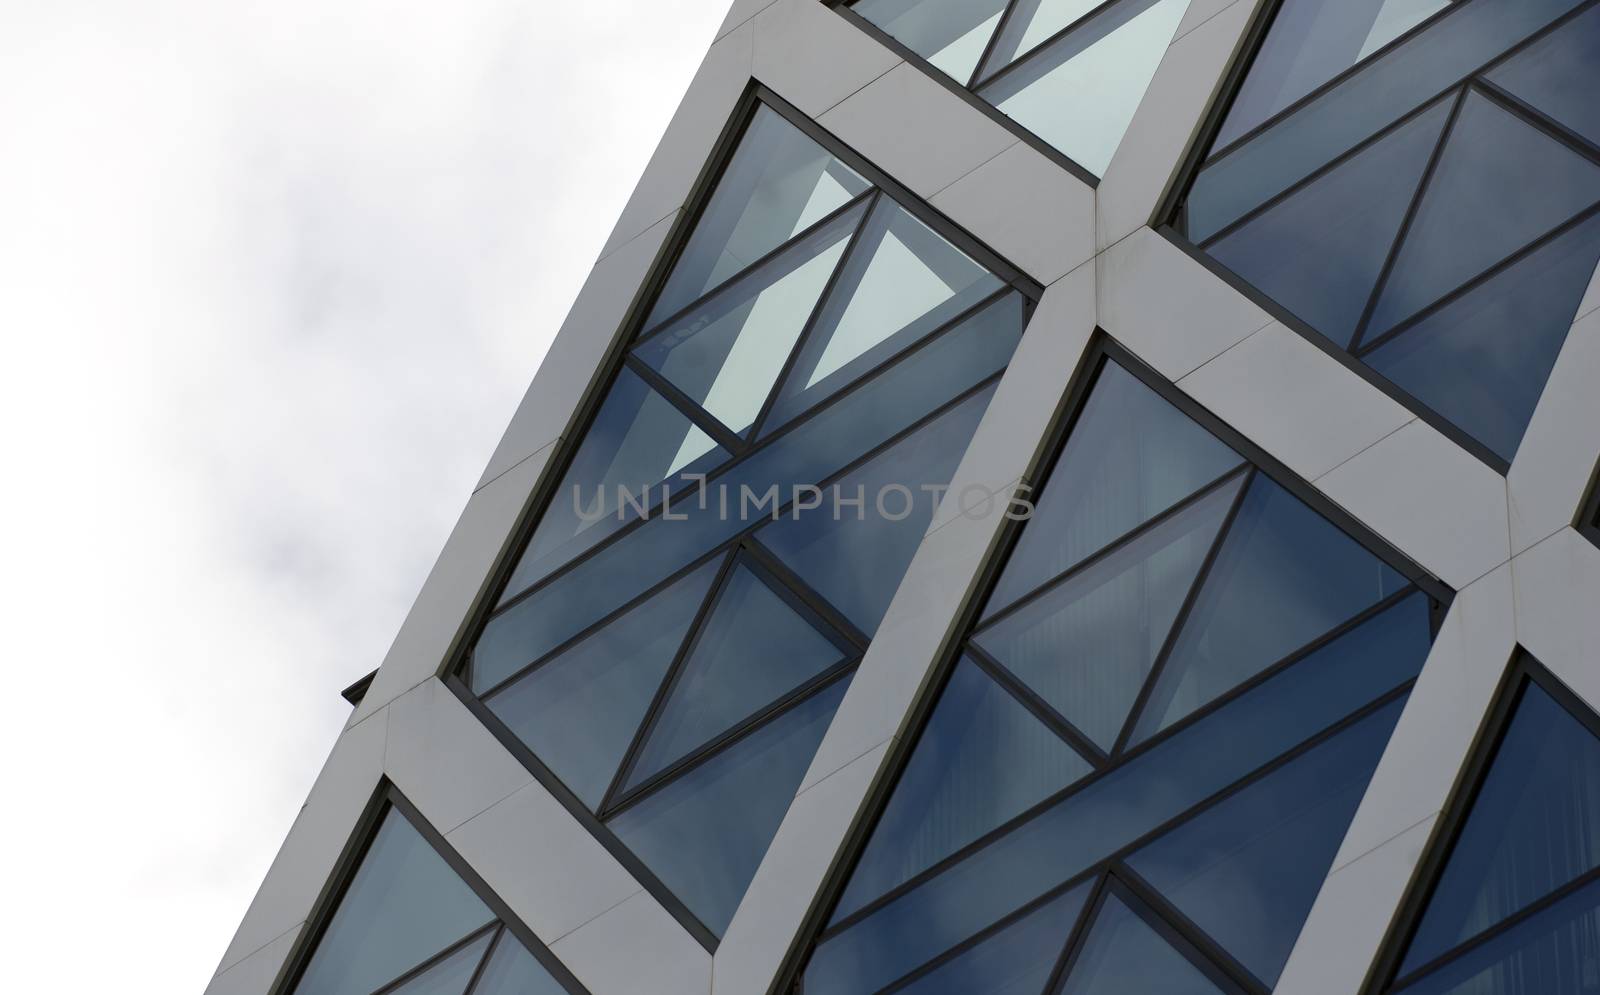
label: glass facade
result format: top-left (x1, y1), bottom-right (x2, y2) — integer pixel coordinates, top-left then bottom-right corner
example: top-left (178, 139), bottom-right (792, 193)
top-left (285, 794), bottom-right (582, 995)
top-left (453, 97), bottom-right (1037, 945)
top-left (795, 349), bottom-right (1445, 995)
top-left (839, 0), bottom-right (1190, 177)
top-left (1373, 660), bottom-right (1600, 994)
top-left (1170, 0), bottom-right (1600, 469)
top-left (1584, 475), bottom-right (1600, 548)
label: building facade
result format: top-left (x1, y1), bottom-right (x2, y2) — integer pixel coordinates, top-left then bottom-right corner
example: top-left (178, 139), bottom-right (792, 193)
top-left (207, 1), bottom-right (1600, 994)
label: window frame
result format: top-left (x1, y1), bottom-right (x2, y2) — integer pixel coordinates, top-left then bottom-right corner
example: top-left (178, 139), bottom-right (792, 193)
top-left (1581, 465), bottom-right (1600, 546)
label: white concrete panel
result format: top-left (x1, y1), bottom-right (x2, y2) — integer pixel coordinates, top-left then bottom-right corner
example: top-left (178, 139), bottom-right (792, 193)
top-left (1275, 815), bottom-right (1436, 995)
top-left (1176, 0), bottom-right (1245, 40)
top-left (217, 710), bottom-right (387, 974)
top-left (715, 742), bottom-right (891, 995)
top-left (552, 890), bottom-right (713, 995)
top-left (478, 213), bottom-right (680, 491)
top-left (354, 442), bottom-right (556, 724)
top-left (931, 141), bottom-right (1096, 285)
top-left (1098, 227), bottom-right (1274, 381)
top-left (1316, 419), bottom-right (1511, 590)
top-left (204, 924), bottom-right (301, 995)
top-left (718, 0), bottom-right (781, 41)
top-left (1097, 0), bottom-right (1261, 251)
top-left (819, 63), bottom-right (1019, 200)
top-left (753, 0), bottom-right (901, 119)
top-left (1178, 321), bottom-right (1415, 481)
top-left (1508, 308), bottom-right (1600, 554)
top-left (1331, 564), bottom-right (1514, 870)
top-left (600, 24), bottom-right (754, 260)
top-left (384, 678), bottom-right (534, 836)
top-left (445, 780), bottom-right (645, 946)
top-left (1513, 529), bottom-right (1600, 711)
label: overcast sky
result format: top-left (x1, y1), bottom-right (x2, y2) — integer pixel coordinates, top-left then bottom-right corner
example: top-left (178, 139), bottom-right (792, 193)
top-left (0, 1), bottom-right (728, 989)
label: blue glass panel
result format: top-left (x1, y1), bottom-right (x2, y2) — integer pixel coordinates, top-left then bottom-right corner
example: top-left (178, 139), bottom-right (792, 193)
top-left (763, 201), bottom-right (1002, 435)
top-left (833, 658), bottom-right (1093, 922)
top-left (1205, 97), bottom-right (1451, 347)
top-left (647, 106), bottom-right (870, 328)
top-left (384, 931), bottom-right (492, 995)
top-left (1365, 211), bottom-right (1600, 463)
top-left (896, 883), bottom-right (1093, 995)
top-left (295, 808), bottom-right (493, 995)
top-left (1402, 681), bottom-right (1600, 975)
top-left (1128, 693), bottom-right (1403, 986)
top-left (853, 0), bottom-right (1010, 83)
top-left (759, 381), bottom-right (995, 636)
top-left (972, 475), bottom-right (1243, 751)
top-left (1393, 876), bottom-right (1600, 995)
top-left (469, 933), bottom-right (568, 995)
top-left (805, 633), bottom-right (1421, 995)
top-left (987, 361), bottom-right (1242, 618)
top-left (498, 367), bottom-right (730, 604)
top-left (1131, 476), bottom-right (1408, 743)
top-left (979, 0), bottom-right (1105, 77)
top-left (607, 678), bottom-right (849, 938)
top-left (633, 200), bottom-right (866, 438)
top-left (1185, 0), bottom-right (1585, 242)
top-left (1488, 3), bottom-right (1600, 150)
top-left (1059, 891), bottom-right (1224, 995)
top-left (622, 562), bottom-right (847, 792)
top-left (1367, 91), bottom-right (1600, 338)
top-left (472, 298), bottom-right (1021, 673)
top-left (480, 559), bottom-right (720, 806)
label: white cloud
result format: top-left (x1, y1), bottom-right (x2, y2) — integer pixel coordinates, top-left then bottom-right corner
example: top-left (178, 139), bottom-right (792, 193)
top-left (0, 1), bottom-right (727, 989)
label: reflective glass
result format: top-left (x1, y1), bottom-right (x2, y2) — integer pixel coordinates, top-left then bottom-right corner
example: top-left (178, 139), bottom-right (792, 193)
top-left (383, 931), bottom-right (492, 995)
top-left (1366, 90), bottom-right (1600, 338)
top-left (1402, 681), bottom-right (1600, 975)
top-left (470, 934), bottom-right (569, 995)
top-left (1128, 698), bottom-right (1400, 986)
top-left (896, 883), bottom-right (1092, 995)
top-left (622, 561), bottom-right (847, 793)
top-left (1393, 876), bottom-right (1600, 995)
top-left (972, 476), bottom-right (1242, 751)
top-left (987, 361), bottom-right (1241, 617)
top-left (1488, 3), bottom-right (1600, 150)
top-left (759, 382), bottom-right (995, 635)
top-left (633, 199), bottom-right (866, 438)
top-left (498, 367), bottom-right (729, 603)
top-left (853, 0), bottom-right (1010, 83)
top-left (480, 559), bottom-right (721, 807)
top-left (1131, 476), bottom-right (1407, 742)
top-left (834, 658), bottom-right (1093, 922)
top-left (295, 808), bottom-right (492, 995)
top-left (980, 0), bottom-right (1189, 176)
top-left (980, 0), bottom-right (1105, 76)
top-left (607, 678), bottom-right (849, 938)
top-left (648, 106), bottom-right (869, 327)
top-left (1058, 891), bottom-right (1225, 995)
top-left (1364, 211), bottom-right (1600, 463)
top-left (1205, 97), bottom-right (1451, 347)
top-left (764, 200), bottom-right (1001, 434)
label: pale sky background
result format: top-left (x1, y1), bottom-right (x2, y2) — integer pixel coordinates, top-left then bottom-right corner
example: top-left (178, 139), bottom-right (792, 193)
top-left (0, 1), bottom-right (729, 990)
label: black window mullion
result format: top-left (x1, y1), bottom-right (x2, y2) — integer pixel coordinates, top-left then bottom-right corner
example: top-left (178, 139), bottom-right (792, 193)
top-left (742, 537), bottom-right (872, 652)
top-left (1100, 872), bottom-right (1254, 995)
top-left (967, 0), bottom-right (1031, 87)
top-left (622, 352), bottom-right (748, 456)
top-left (972, 0), bottom-right (1126, 94)
top-left (967, 642), bottom-right (1111, 768)
top-left (458, 924), bottom-right (505, 995)
top-left (1114, 863), bottom-right (1270, 995)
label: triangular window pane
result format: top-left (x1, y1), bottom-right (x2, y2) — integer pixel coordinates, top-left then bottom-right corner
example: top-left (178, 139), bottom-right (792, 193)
top-left (979, 0), bottom-right (1190, 176)
top-left (470, 933), bottom-right (569, 995)
top-left (480, 559), bottom-right (721, 806)
top-left (1364, 211), bottom-right (1600, 463)
top-left (1399, 679), bottom-right (1600, 976)
top-left (1060, 891), bottom-right (1227, 995)
top-left (647, 106), bottom-right (870, 328)
top-left (853, 0), bottom-right (1010, 84)
top-left (896, 882), bottom-right (1093, 995)
top-left (606, 677), bottom-right (849, 938)
top-left (1127, 690), bottom-right (1402, 986)
top-left (1367, 90), bottom-right (1600, 338)
top-left (498, 367), bottom-right (730, 604)
top-left (294, 808), bottom-right (493, 995)
top-left (972, 475), bottom-right (1242, 752)
top-left (1130, 476), bottom-right (1407, 744)
top-left (1487, 3), bottom-right (1600, 150)
top-left (762, 199), bottom-right (1002, 436)
top-left (621, 561), bottom-right (849, 793)
top-left (383, 930), bottom-right (493, 995)
top-left (759, 377), bottom-right (997, 635)
top-left (987, 361), bottom-right (1242, 618)
top-left (834, 658), bottom-right (1093, 921)
top-left (980, 0), bottom-right (1105, 78)
top-left (1207, 97), bottom-right (1451, 347)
